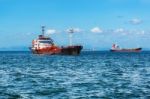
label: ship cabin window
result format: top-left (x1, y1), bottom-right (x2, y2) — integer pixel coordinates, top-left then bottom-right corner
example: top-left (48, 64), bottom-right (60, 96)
top-left (39, 40), bottom-right (53, 44)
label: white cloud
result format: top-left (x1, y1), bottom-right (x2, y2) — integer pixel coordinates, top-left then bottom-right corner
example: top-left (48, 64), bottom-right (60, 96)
top-left (140, 30), bottom-right (145, 35)
top-left (91, 27), bottom-right (103, 33)
top-left (74, 28), bottom-right (82, 32)
top-left (46, 29), bottom-right (57, 35)
top-left (114, 28), bottom-right (125, 33)
top-left (114, 28), bottom-right (129, 36)
top-left (66, 28), bottom-right (82, 33)
top-left (129, 18), bottom-right (143, 25)
top-left (136, 30), bottom-right (145, 35)
top-left (114, 28), bottom-right (146, 36)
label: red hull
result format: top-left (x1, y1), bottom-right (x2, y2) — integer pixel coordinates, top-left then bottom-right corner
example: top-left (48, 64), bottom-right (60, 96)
top-left (31, 45), bottom-right (83, 55)
top-left (31, 46), bottom-right (61, 54)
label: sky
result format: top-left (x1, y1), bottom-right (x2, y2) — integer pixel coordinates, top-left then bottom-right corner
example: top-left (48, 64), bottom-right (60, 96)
top-left (0, 0), bottom-right (150, 50)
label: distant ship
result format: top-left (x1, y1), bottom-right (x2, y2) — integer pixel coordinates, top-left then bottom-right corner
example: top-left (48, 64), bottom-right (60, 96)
top-left (110, 44), bottom-right (142, 52)
top-left (30, 26), bottom-right (83, 55)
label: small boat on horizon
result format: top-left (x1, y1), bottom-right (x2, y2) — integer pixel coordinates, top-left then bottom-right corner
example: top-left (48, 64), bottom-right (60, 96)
top-left (110, 44), bottom-right (142, 52)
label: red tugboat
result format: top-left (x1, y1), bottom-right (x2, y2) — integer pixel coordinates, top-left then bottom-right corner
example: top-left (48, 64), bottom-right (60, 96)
top-left (30, 26), bottom-right (61, 54)
top-left (110, 44), bottom-right (142, 52)
top-left (30, 27), bottom-right (83, 55)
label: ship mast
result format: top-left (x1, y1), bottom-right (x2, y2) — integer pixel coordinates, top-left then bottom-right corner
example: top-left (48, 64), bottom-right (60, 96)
top-left (42, 26), bottom-right (45, 36)
top-left (68, 28), bottom-right (74, 46)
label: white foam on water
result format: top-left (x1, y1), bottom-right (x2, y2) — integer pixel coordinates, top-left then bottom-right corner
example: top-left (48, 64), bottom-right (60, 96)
top-left (0, 70), bottom-right (10, 86)
top-left (129, 71), bottom-right (142, 86)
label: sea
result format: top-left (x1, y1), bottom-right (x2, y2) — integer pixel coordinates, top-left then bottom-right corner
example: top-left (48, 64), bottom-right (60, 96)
top-left (0, 51), bottom-right (150, 99)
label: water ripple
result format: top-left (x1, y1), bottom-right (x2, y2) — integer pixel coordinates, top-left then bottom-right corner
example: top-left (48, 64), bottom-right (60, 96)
top-left (0, 51), bottom-right (150, 98)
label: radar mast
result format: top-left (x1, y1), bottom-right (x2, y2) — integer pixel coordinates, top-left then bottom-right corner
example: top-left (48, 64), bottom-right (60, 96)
top-left (42, 26), bottom-right (45, 36)
top-left (68, 28), bottom-right (74, 46)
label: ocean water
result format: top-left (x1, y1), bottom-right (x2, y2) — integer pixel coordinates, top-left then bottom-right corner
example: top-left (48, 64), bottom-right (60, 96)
top-left (0, 51), bottom-right (150, 99)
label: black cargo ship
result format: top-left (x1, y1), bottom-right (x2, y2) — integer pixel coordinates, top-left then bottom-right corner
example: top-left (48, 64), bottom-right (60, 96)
top-left (61, 45), bottom-right (83, 55)
top-left (60, 28), bottom-right (83, 55)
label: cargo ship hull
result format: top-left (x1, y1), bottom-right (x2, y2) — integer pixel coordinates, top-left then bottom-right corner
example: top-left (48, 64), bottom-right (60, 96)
top-left (30, 47), bottom-right (61, 55)
top-left (30, 45), bottom-right (83, 55)
top-left (60, 45), bottom-right (83, 55)
top-left (30, 27), bottom-right (83, 55)
top-left (110, 48), bottom-right (142, 52)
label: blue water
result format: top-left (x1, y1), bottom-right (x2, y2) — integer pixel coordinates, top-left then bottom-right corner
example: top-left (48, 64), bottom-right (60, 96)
top-left (0, 51), bottom-right (150, 99)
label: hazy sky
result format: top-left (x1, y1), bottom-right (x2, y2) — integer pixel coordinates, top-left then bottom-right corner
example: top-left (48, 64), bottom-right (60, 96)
top-left (0, 0), bottom-right (150, 50)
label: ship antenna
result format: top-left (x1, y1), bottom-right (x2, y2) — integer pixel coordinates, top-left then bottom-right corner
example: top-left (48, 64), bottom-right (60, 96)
top-left (42, 26), bottom-right (45, 36)
top-left (68, 28), bottom-right (74, 46)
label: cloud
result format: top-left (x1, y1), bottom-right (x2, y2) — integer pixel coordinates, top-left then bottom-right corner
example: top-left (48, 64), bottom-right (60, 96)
top-left (139, 30), bottom-right (145, 35)
top-left (46, 29), bottom-right (57, 35)
top-left (113, 28), bottom-right (147, 36)
top-left (114, 28), bottom-right (129, 36)
top-left (73, 28), bottom-right (82, 33)
top-left (66, 28), bottom-right (82, 33)
top-left (114, 28), bottom-right (125, 33)
top-left (129, 18), bottom-right (143, 25)
top-left (91, 27), bottom-right (103, 33)
top-left (135, 30), bottom-right (145, 35)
